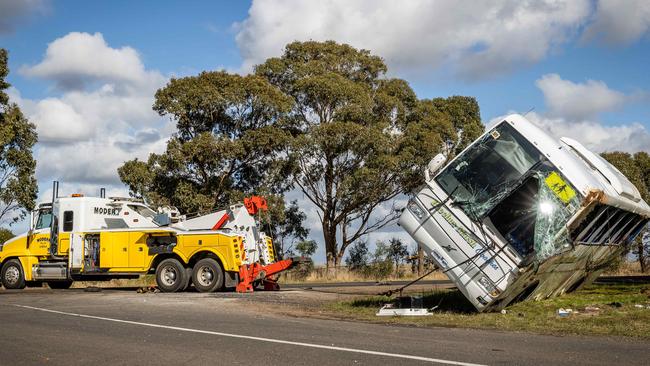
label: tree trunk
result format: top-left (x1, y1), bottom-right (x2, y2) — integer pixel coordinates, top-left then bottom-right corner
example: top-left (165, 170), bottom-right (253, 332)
top-left (322, 218), bottom-right (338, 277)
top-left (639, 241), bottom-right (646, 273)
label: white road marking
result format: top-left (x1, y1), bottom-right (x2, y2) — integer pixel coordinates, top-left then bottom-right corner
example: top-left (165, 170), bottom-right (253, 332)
top-left (14, 304), bottom-right (486, 366)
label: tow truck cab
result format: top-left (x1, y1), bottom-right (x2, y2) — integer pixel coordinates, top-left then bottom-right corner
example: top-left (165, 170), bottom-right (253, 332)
top-left (400, 114), bottom-right (650, 311)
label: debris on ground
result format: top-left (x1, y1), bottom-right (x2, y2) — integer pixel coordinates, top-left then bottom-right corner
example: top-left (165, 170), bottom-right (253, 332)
top-left (83, 286), bottom-right (101, 292)
top-left (376, 295), bottom-right (434, 317)
top-left (557, 308), bottom-right (574, 317)
top-left (584, 306), bottom-right (600, 312)
top-left (136, 286), bottom-right (159, 293)
top-left (376, 304), bottom-right (433, 316)
top-left (607, 301), bottom-right (623, 308)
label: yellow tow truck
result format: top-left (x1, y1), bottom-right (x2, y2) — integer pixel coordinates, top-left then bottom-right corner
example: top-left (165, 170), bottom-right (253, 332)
top-left (0, 182), bottom-right (297, 292)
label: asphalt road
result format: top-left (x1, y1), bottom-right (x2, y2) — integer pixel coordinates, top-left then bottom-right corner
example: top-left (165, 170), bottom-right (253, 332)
top-left (1, 288), bottom-right (648, 365)
top-left (283, 279), bottom-right (453, 289)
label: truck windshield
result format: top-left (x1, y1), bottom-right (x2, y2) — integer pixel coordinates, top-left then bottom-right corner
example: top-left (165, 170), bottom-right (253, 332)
top-left (35, 209), bottom-right (53, 230)
top-left (436, 122), bottom-right (543, 218)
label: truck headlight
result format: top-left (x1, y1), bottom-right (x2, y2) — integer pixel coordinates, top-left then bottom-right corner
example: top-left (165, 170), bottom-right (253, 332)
top-left (407, 201), bottom-right (425, 220)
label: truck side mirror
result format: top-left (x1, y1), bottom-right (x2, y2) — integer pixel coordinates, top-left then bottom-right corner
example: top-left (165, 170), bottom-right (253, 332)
top-left (425, 153), bottom-right (447, 181)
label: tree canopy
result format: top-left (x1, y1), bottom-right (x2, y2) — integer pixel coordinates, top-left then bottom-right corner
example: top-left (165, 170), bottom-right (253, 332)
top-left (256, 41), bottom-right (482, 266)
top-left (601, 151), bottom-right (650, 272)
top-left (119, 41), bottom-right (483, 267)
top-left (119, 71), bottom-right (293, 214)
top-left (0, 49), bottom-right (38, 226)
top-left (119, 71), bottom-right (307, 246)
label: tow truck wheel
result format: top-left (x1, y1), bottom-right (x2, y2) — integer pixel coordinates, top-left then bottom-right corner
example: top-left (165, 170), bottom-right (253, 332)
top-left (182, 268), bottom-right (192, 291)
top-left (191, 258), bottom-right (224, 292)
top-left (1, 259), bottom-right (26, 289)
top-left (155, 258), bottom-right (187, 293)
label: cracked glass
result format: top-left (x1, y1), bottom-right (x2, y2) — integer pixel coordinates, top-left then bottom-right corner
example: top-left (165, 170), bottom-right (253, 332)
top-left (436, 121), bottom-right (581, 261)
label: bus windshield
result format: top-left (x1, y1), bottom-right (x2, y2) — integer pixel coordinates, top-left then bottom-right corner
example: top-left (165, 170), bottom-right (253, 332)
top-left (435, 122), bottom-right (543, 219)
top-left (436, 122), bottom-right (582, 261)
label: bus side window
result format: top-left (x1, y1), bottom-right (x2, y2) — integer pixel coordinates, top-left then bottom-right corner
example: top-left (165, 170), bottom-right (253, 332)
top-left (63, 211), bottom-right (74, 232)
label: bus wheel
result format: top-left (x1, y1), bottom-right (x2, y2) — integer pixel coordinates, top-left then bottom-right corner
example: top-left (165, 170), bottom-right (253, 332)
top-left (191, 258), bottom-right (224, 293)
top-left (48, 280), bottom-right (73, 289)
top-left (155, 258), bottom-right (187, 292)
top-left (1, 259), bottom-right (26, 289)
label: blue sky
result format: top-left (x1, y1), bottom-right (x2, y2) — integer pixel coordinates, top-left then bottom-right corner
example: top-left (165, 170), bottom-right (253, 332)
top-left (4, 1), bottom-right (649, 123)
top-left (1, 0), bottom-right (649, 261)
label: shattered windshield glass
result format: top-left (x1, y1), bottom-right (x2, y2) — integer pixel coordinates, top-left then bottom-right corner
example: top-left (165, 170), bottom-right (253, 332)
top-left (436, 122), bottom-right (543, 218)
top-left (487, 163), bottom-right (581, 261)
top-left (533, 169), bottom-right (581, 260)
top-left (435, 122), bottom-right (582, 261)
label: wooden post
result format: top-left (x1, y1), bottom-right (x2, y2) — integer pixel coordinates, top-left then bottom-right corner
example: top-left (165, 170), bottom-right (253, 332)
top-left (417, 244), bottom-right (424, 275)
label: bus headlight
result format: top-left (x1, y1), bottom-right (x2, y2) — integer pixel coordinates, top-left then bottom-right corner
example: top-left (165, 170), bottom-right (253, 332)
top-left (407, 201), bottom-right (425, 220)
top-left (478, 276), bottom-right (500, 297)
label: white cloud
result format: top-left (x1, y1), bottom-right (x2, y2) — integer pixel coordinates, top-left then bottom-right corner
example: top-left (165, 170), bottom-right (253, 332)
top-left (0, 0), bottom-right (48, 34)
top-left (582, 0), bottom-right (650, 44)
top-left (12, 32), bottom-right (172, 194)
top-left (36, 134), bottom-right (168, 186)
top-left (20, 32), bottom-right (164, 91)
top-left (535, 74), bottom-right (629, 120)
top-left (490, 112), bottom-right (650, 154)
top-left (234, 0), bottom-right (592, 79)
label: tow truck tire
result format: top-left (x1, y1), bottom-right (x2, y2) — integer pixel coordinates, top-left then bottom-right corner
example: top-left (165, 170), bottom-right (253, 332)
top-left (182, 268), bottom-right (192, 291)
top-left (48, 280), bottom-right (73, 289)
top-left (155, 258), bottom-right (187, 293)
top-left (1, 259), bottom-right (26, 289)
top-left (191, 258), bottom-right (224, 293)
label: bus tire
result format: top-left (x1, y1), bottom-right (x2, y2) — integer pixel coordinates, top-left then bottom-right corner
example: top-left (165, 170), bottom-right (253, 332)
top-left (191, 258), bottom-right (224, 293)
top-left (1, 259), bottom-right (26, 289)
top-left (155, 258), bottom-right (186, 293)
top-left (48, 280), bottom-right (73, 289)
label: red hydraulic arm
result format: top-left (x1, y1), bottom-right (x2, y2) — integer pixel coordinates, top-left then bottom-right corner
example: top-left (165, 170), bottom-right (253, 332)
top-left (244, 196), bottom-right (268, 215)
top-left (236, 257), bottom-right (300, 293)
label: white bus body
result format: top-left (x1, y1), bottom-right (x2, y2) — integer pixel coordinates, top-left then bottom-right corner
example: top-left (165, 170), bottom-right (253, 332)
top-left (399, 114), bottom-right (650, 311)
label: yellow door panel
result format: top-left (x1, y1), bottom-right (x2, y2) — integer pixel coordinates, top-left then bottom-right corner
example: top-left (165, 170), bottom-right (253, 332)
top-left (58, 236), bottom-right (70, 256)
top-left (100, 241), bottom-right (111, 268)
top-left (27, 232), bottom-right (50, 256)
top-left (99, 232), bottom-right (130, 268)
top-left (128, 232), bottom-right (147, 269)
top-left (112, 233), bottom-right (130, 268)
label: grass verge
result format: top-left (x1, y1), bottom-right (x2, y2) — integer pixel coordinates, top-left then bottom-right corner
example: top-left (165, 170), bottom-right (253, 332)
top-left (324, 284), bottom-right (650, 338)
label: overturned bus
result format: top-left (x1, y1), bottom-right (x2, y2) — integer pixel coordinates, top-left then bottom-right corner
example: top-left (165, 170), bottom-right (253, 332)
top-left (399, 114), bottom-right (650, 312)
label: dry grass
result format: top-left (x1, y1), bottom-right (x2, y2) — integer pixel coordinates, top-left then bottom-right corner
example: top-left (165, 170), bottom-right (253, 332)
top-left (70, 275), bottom-right (155, 289)
top-left (324, 284), bottom-right (650, 338)
top-left (279, 265), bottom-right (448, 284)
top-left (603, 260), bottom-right (644, 276)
